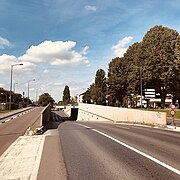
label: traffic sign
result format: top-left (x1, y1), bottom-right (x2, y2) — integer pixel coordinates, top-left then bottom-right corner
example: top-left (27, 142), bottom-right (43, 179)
top-left (170, 110), bottom-right (175, 116)
top-left (170, 104), bottom-right (176, 109)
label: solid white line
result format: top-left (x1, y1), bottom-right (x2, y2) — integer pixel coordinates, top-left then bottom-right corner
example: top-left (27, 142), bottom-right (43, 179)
top-left (77, 123), bottom-right (180, 175)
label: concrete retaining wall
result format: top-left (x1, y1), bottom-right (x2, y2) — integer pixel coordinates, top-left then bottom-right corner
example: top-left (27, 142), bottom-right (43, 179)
top-left (63, 106), bottom-right (78, 120)
top-left (63, 106), bottom-right (71, 117)
top-left (41, 104), bottom-right (51, 126)
top-left (77, 103), bottom-right (167, 126)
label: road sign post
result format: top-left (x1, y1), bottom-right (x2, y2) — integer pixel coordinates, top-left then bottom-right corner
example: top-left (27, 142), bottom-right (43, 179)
top-left (170, 104), bottom-right (176, 126)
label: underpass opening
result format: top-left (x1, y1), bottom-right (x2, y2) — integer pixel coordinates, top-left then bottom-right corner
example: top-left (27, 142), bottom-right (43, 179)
top-left (70, 108), bottom-right (78, 121)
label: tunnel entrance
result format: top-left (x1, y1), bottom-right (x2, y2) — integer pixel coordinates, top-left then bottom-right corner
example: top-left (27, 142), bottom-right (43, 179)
top-left (70, 108), bottom-right (78, 121)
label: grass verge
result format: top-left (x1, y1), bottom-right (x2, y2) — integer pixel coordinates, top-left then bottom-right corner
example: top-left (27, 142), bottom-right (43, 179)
top-left (149, 108), bottom-right (180, 120)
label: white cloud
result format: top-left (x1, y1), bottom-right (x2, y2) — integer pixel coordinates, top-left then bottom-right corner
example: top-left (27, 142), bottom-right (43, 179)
top-left (54, 82), bottom-right (64, 86)
top-left (0, 36), bottom-right (12, 49)
top-left (0, 54), bottom-right (35, 74)
top-left (81, 46), bottom-right (89, 55)
top-left (85, 5), bottom-right (97, 12)
top-left (0, 54), bottom-right (17, 74)
top-left (19, 61), bottom-right (36, 73)
top-left (0, 83), bottom-right (4, 88)
top-left (18, 40), bottom-right (90, 67)
top-left (112, 36), bottom-right (133, 58)
top-left (43, 69), bottom-right (50, 74)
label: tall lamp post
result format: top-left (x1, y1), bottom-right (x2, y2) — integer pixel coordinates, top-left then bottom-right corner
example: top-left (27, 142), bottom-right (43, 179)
top-left (9, 63), bottom-right (23, 110)
top-left (13, 82), bottom-right (18, 103)
top-left (27, 79), bottom-right (35, 105)
top-left (36, 87), bottom-right (41, 104)
top-left (140, 67), bottom-right (143, 109)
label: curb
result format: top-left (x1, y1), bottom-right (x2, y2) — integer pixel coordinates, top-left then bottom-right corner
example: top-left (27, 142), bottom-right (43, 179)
top-left (166, 125), bottom-right (180, 132)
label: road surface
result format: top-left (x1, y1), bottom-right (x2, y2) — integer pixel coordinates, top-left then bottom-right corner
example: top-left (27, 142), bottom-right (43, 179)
top-left (55, 111), bottom-right (180, 179)
top-left (0, 107), bottom-right (43, 156)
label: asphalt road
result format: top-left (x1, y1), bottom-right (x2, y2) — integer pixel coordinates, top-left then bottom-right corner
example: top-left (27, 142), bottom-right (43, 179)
top-left (0, 107), bottom-right (44, 156)
top-left (57, 116), bottom-right (180, 179)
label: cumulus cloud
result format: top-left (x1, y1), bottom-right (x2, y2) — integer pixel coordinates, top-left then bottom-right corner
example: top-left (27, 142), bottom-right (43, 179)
top-left (43, 69), bottom-right (50, 74)
top-left (54, 82), bottom-right (64, 86)
top-left (0, 54), bottom-right (17, 74)
top-left (112, 36), bottom-right (133, 58)
top-left (0, 54), bottom-right (35, 74)
top-left (18, 40), bottom-right (90, 67)
top-left (85, 5), bottom-right (97, 11)
top-left (80, 46), bottom-right (89, 55)
top-left (0, 36), bottom-right (12, 49)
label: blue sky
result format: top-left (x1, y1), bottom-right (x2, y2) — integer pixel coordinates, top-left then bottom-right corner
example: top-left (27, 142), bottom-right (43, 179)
top-left (0, 0), bottom-right (180, 102)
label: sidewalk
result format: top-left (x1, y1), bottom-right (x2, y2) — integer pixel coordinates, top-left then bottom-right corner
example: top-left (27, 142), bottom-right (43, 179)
top-left (0, 129), bottom-right (67, 180)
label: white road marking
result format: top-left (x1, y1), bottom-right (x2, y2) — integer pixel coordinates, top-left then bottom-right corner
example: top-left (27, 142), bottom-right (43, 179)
top-left (0, 110), bottom-right (31, 124)
top-left (77, 123), bottom-right (180, 176)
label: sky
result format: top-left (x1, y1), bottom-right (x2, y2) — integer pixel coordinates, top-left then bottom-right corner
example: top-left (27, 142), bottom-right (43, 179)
top-left (0, 0), bottom-right (180, 102)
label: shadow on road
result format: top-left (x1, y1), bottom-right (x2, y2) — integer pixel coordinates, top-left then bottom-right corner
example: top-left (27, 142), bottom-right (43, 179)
top-left (41, 110), bottom-right (70, 133)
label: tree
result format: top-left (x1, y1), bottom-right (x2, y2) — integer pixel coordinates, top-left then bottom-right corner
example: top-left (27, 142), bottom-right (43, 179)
top-left (63, 85), bottom-right (70, 105)
top-left (38, 93), bottom-right (54, 106)
top-left (0, 88), bottom-right (9, 103)
top-left (83, 87), bottom-right (92, 103)
top-left (108, 57), bottom-right (128, 107)
top-left (94, 69), bottom-right (107, 105)
top-left (83, 69), bottom-right (107, 105)
top-left (124, 42), bottom-right (141, 95)
top-left (140, 25), bottom-right (180, 108)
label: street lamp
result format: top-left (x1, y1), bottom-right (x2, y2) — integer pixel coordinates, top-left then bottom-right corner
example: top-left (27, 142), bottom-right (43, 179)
top-left (9, 63), bottom-right (23, 110)
top-left (36, 87), bottom-right (41, 104)
top-left (13, 82), bottom-right (18, 103)
top-left (140, 67), bottom-right (143, 109)
top-left (27, 79), bottom-right (35, 105)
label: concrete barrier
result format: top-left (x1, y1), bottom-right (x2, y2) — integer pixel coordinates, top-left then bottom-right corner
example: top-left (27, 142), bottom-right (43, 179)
top-left (77, 103), bottom-right (167, 126)
top-left (41, 104), bottom-right (51, 126)
top-left (0, 107), bottom-right (33, 121)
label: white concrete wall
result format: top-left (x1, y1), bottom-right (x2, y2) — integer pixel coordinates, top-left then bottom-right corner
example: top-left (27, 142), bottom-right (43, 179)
top-left (77, 103), bottom-right (167, 126)
top-left (63, 106), bottom-right (78, 117)
top-left (63, 106), bottom-right (71, 117)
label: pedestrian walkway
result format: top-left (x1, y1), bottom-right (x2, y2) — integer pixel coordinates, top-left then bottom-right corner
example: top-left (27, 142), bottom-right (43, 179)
top-left (0, 135), bottom-right (44, 180)
top-left (0, 129), bottom-right (67, 180)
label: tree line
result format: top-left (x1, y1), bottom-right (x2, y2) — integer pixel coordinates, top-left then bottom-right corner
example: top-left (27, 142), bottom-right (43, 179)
top-left (0, 87), bottom-right (32, 109)
top-left (83, 25), bottom-right (180, 108)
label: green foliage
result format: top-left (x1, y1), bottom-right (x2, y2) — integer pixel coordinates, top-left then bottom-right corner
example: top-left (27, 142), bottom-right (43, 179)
top-left (94, 69), bottom-right (106, 105)
top-left (84, 25), bottom-right (180, 109)
top-left (38, 93), bottom-right (54, 106)
top-left (140, 25), bottom-right (180, 108)
top-left (63, 85), bottom-right (70, 105)
top-left (83, 69), bottom-right (107, 105)
top-left (108, 57), bottom-right (128, 106)
top-left (0, 88), bottom-right (9, 103)
top-left (124, 42), bottom-right (141, 95)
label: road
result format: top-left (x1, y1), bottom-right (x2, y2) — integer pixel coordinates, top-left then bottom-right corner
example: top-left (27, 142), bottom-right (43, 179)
top-left (55, 111), bottom-right (180, 180)
top-left (0, 107), bottom-right (43, 156)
